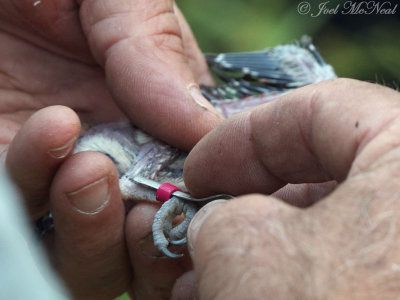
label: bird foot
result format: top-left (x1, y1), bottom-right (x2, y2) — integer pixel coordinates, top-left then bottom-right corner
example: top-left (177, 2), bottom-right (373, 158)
top-left (152, 197), bottom-right (197, 258)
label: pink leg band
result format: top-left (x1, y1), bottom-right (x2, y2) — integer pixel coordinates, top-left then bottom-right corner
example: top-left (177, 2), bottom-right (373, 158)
top-left (156, 183), bottom-right (183, 203)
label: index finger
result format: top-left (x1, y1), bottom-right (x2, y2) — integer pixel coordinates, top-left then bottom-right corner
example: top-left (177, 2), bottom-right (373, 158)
top-left (184, 78), bottom-right (400, 197)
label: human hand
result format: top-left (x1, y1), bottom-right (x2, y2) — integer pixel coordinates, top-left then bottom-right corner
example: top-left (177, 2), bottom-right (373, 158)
top-left (182, 78), bottom-right (400, 299)
top-left (1, 0), bottom-right (218, 298)
top-left (0, 0), bottom-right (219, 151)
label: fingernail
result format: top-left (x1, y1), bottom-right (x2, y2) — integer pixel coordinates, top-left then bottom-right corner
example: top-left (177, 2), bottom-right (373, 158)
top-left (187, 83), bottom-right (225, 120)
top-left (187, 199), bottom-right (227, 258)
top-left (67, 176), bottom-right (110, 214)
top-left (187, 83), bottom-right (209, 109)
top-left (48, 136), bottom-right (76, 159)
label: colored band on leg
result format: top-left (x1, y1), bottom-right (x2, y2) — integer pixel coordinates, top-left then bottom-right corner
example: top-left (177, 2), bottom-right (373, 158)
top-left (156, 183), bottom-right (183, 203)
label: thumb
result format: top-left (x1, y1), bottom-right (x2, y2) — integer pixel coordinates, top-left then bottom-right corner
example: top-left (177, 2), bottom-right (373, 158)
top-left (187, 196), bottom-right (301, 300)
top-left (78, 0), bottom-right (222, 150)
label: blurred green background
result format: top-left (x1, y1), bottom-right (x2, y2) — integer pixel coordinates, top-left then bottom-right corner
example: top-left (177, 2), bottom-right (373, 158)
top-left (115, 1), bottom-right (399, 299)
top-left (177, 0), bottom-right (400, 87)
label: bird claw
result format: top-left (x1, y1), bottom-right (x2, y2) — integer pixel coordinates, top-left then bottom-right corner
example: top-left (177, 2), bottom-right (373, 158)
top-left (160, 247), bottom-right (184, 259)
top-left (169, 237), bottom-right (187, 245)
top-left (152, 197), bottom-right (197, 258)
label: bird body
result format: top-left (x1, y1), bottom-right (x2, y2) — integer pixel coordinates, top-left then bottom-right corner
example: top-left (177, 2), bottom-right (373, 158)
top-left (38, 37), bottom-right (337, 257)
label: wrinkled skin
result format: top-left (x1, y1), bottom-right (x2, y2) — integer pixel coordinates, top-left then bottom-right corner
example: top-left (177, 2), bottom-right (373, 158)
top-left (0, 0), bottom-right (221, 299)
top-left (183, 79), bottom-right (400, 299)
top-left (5, 1), bottom-right (398, 300)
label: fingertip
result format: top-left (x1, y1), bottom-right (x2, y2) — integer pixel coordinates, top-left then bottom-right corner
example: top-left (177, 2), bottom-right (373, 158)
top-left (50, 151), bottom-right (123, 256)
top-left (6, 105), bottom-right (81, 218)
top-left (189, 195), bottom-right (293, 261)
top-left (186, 83), bottom-right (224, 120)
top-left (8, 105), bottom-right (81, 164)
top-left (20, 106), bottom-right (81, 159)
top-left (50, 151), bottom-right (122, 228)
top-left (187, 200), bottom-right (227, 259)
top-left (191, 195), bottom-right (297, 299)
top-left (184, 112), bottom-right (274, 197)
top-left (50, 151), bottom-right (130, 298)
top-left (30, 106), bottom-right (80, 143)
top-left (180, 83), bottom-right (224, 149)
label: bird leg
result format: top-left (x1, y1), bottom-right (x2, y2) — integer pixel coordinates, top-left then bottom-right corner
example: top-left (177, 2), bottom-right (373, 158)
top-left (152, 197), bottom-right (197, 258)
